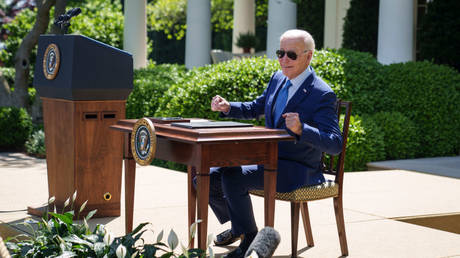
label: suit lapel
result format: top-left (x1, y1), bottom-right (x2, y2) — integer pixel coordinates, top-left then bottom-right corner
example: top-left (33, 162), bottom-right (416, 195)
top-left (284, 71), bottom-right (315, 112)
top-left (274, 70), bottom-right (316, 127)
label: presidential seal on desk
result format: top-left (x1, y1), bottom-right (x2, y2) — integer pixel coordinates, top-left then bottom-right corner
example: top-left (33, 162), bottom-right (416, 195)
top-left (131, 118), bottom-right (156, 166)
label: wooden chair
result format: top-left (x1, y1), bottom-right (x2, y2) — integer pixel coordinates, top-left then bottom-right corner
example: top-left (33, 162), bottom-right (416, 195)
top-left (250, 100), bottom-right (352, 257)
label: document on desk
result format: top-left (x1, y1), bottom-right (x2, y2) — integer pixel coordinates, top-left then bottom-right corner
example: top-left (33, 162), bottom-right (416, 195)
top-left (171, 121), bottom-right (253, 129)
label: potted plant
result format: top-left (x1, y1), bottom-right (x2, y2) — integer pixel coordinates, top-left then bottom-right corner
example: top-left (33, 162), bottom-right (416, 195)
top-left (236, 32), bottom-right (258, 53)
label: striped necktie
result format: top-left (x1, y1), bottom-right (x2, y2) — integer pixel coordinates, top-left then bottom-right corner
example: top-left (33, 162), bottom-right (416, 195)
top-left (273, 80), bottom-right (292, 126)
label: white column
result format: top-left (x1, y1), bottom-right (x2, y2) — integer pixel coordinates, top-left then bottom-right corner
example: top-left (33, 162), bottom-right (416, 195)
top-left (232, 0), bottom-right (256, 53)
top-left (123, 0), bottom-right (147, 69)
top-left (266, 0), bottom-right (296, 59)
top-left (185, 0), bottom-right (211, 69)
top-left (324, 0), bottom-right (350, 49)
top-left (377, 0), bottom-right (414, 64)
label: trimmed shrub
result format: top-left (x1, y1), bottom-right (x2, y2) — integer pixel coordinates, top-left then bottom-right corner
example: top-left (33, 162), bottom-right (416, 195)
top-left (370, 112), bottom-right (419, 160)
top-left (311, 49), bottom-right (346, 95)
top-left (383, 61), bottom-right (460, 157)
top-left (0, 107), bottom-right (33, 149)
top-left (343, 115), bottom-right (385, 171)
top-left (25, 129), bottom-right (46, 158)
top-left (342, 0), bottom-right (379, 56)
top-left (155, 57), bottom-right (279, 123)
top-left (313, 49), bottom-right (386, 116)
top-left (334, 48), bottom-right (386, 115)
top-left (126, 63), bottom-right (187, 119)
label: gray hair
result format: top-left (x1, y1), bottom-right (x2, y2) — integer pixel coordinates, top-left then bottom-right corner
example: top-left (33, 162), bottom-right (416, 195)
top-left (280, 29), bottom-right (315, 51)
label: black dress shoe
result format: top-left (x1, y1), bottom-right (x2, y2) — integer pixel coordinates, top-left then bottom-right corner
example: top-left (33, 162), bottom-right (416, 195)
top-left (223, 231), bottom-right (257, 258)
top-left (223, 247), bottom-right (245, 258)
top-left (214, 229), bottom-right (242, 246)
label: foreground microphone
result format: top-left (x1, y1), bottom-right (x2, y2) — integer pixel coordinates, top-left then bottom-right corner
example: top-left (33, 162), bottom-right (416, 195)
top-left (245, 227), bottom-right (281, 258)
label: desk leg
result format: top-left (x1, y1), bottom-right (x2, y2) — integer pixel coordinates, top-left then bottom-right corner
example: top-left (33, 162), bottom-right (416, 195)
top-left (264, 142), bottom-right (278, 227)
top-left (196, 172), bottom-right (210, 250)
top-left (124, 133), bottom-right (136, 234)
top-left (264, 167), bottom-right (277, 227)
top-left (187, 166), bottom-right (197, 248)
top-left (124, 158), bottom-right (136, 233)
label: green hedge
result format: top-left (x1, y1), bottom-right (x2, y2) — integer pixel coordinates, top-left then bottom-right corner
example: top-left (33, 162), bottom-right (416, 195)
top-left (126, 63), bottom-right (187, 119)
top-left (342, 115), bottom-right (385, 172)
top-left (333, 49), bottom-right (386, 115)
top-left (371, 112), bottom-right (419, 160)
top-left (383, 61), bottom-right (460, 156)
top-left (0, 107), bottom-right (33, 149)
top-left (155, 57), bottom-right (279, 122)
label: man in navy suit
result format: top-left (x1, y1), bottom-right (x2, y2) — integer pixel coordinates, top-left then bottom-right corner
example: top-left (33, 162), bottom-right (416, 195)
top-left (209, 29), bottom-right (342, 258)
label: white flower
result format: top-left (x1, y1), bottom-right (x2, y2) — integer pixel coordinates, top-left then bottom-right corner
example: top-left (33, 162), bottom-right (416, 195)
top-left (103, 229), bottom-right (114, 246)
top-left (116, 244), bottom-right (127, 258)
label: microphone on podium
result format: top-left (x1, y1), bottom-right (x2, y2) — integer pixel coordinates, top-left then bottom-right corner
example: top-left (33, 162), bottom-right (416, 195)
top-left (245, 227), bottom-right (281, 258)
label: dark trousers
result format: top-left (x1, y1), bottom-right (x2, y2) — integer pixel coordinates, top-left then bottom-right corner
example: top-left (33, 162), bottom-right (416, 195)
top-left (201, 165), bottom-right (265, 236)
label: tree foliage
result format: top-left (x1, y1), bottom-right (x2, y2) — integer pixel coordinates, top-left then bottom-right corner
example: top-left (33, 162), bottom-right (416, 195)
top-left (342, 0), bottom-right (379, 56)
top-left (418, 0), bottom-right (460, 71)
top-left (147, 0), bottom-right (268, 40)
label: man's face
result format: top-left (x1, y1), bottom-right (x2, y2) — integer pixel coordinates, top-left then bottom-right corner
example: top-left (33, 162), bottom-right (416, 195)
top-left (278, 37), bottom-right (311, 80)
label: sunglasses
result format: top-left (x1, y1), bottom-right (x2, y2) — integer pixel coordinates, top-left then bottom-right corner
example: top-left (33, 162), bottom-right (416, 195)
top-left (276, 49), bottom-right (309, 60)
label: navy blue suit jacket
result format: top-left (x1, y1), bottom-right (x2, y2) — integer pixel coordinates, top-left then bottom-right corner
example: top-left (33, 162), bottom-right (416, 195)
top-left (223, 68), bottom-right (342, 192)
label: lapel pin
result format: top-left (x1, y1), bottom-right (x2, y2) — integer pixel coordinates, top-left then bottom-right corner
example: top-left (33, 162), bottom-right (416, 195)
top-left (303, 89), bottom-right (307, 93)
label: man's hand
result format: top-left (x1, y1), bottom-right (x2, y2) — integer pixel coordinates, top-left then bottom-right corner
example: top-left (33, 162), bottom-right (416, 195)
top-left (211, 95), bottom-right (230, 113)
top-left (282, 112), bottom-right (302, 135)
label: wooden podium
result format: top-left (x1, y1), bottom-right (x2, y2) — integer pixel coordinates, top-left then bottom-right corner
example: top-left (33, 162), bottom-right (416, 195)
top-left (32, 35), bottom-right (133, 217)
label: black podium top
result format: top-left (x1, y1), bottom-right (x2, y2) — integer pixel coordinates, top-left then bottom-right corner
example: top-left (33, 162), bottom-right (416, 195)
top-left (34, 34), bottom-right (133, 101)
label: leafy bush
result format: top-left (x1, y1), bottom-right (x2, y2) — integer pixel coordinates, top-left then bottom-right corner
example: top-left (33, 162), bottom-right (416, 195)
top-left (310, 49), bottom-right (386, 116)
top-left (0, 107), bottom-right (33, 149)
top-left (343, 115), bottom-right (385, 171)
top-left (311, 49), bottom-right (346, 96)
top-left (334, 48), bottom-right (386, 115)
top-left (6, 194), bottom-right (209, 257)
top-left (383, 61), bottom-right (460, 156)
top-left (156, 57), bottom-right (279, 122)
top-left (25, 129), bottom-right (46, 158)
top-left (126, 64), bottom-right (187, 119)
top-left (370, 112), bottom-right (419, 160)
top-left (342, 0), bottom-right (379, 56)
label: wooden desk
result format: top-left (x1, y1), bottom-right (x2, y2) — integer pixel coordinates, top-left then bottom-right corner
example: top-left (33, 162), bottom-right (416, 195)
top-left (110, 119), bottom-right (293, 250)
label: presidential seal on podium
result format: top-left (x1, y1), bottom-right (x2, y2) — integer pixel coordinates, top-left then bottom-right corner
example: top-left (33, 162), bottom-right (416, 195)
top-left (131, 118), bottom-right (156, 166)
top-left (43, 43), bottom-right (60, 80)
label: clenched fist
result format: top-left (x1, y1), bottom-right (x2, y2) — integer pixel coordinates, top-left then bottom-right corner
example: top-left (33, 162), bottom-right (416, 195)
top-left (282, 112), bottom-right (302, 135)
top-left (211, 95), bottom-right (230, 113)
